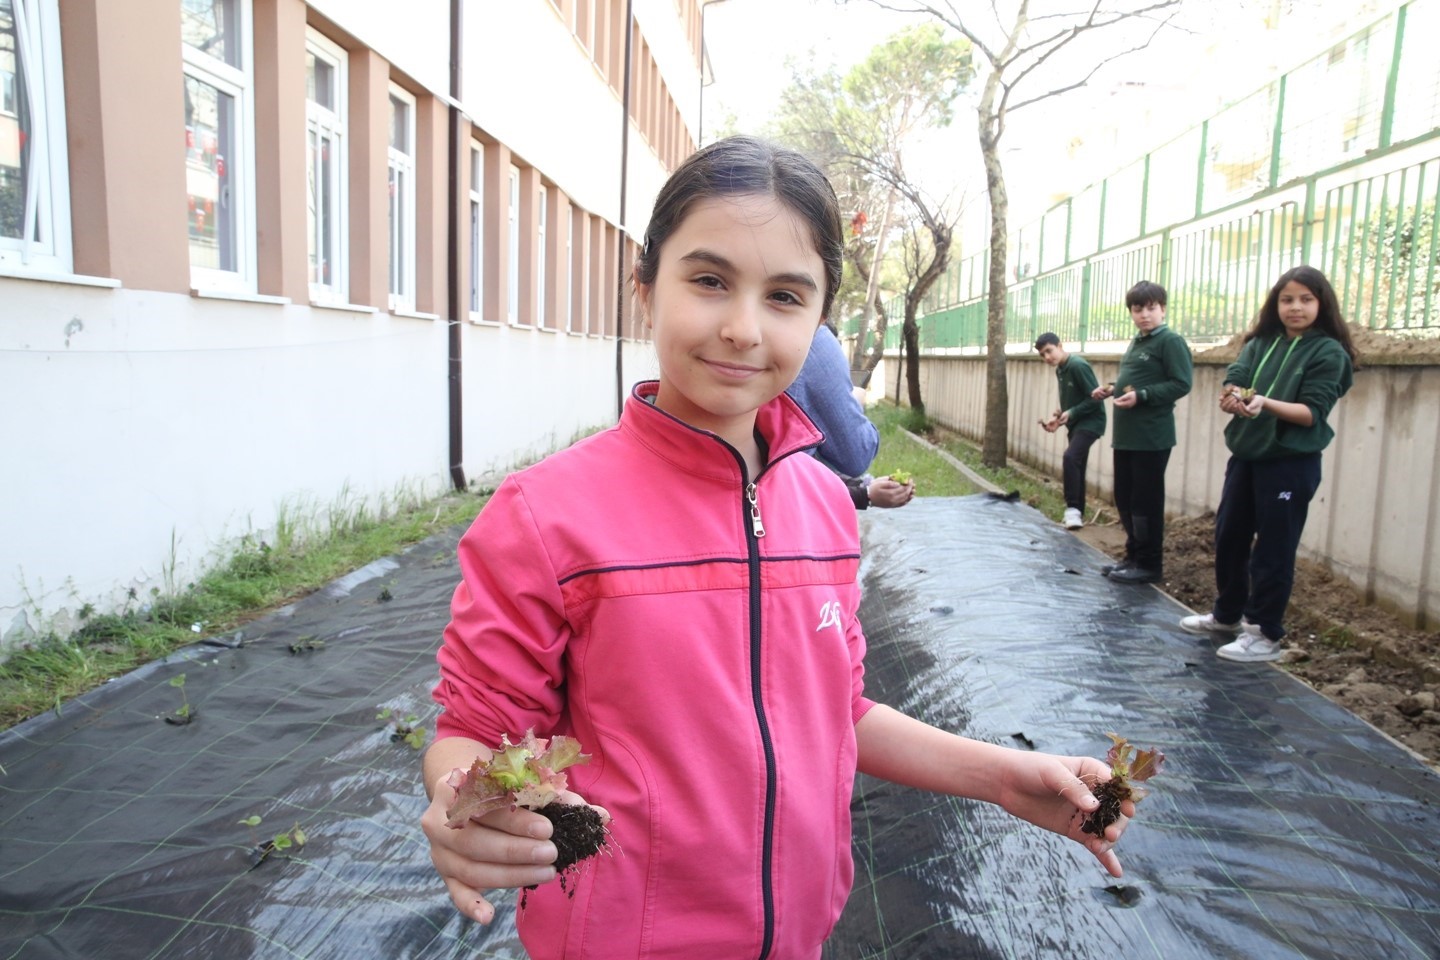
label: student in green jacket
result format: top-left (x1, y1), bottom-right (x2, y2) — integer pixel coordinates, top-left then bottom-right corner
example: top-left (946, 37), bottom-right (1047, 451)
top-left (1035, 332), bottom-right (1105, 530)
top-left (1090, 281), bottom-right (1193, 584)
top-left (1180, 265), bottom-right (1357, 662)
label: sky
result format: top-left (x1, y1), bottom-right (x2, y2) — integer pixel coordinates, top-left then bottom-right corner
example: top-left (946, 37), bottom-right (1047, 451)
top-left (700, 0), bottom-right (1406, 231)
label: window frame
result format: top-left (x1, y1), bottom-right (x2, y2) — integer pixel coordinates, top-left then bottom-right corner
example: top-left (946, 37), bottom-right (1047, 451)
top-left (0, 0), bottom-right (73, 274)
top-left (386, 83), bottom-right (417, 312)
top-left (181, 0), bottom-right (257, 294)
top-left (507, 163), bottom-right (519, 324)
top-left (303, 28), bottom-right (347, 305)
top-left (536, 184), bottom-right (546, 327)
top-left (468, 139), bottom-right (483, 320)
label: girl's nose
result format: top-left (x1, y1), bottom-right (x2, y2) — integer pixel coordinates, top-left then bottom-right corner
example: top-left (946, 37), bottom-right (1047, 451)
top-left (720, 298), bottom-right (763, 349)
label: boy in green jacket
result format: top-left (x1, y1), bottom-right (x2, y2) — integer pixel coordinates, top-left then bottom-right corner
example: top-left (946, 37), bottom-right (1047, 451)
top-left (1089, 281), bottom-right (1193, 584)
top-left (1035, 332), bottom-right (1105, 529)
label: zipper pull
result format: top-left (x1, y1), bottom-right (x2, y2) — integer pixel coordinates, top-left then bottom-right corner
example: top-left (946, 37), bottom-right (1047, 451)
top-left (746, 482), bottom-right (766, 538)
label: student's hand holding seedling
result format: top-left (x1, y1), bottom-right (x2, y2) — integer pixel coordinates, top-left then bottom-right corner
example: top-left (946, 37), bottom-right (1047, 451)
top-left (420, 734), bottom-right (609, 925)
top-left (1090, 383), bottom-right (1114, 400)
top-left (854, 706), bottom-right (1135, 878)
top-left (868, 476), bottom-right (914, 508)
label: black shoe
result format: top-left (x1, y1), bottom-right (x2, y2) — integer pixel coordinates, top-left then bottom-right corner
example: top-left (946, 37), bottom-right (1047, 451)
top-left (1100, 560), bottom-right (1132, 577)
top-left (1108, 566), bottom-right (1161, 584)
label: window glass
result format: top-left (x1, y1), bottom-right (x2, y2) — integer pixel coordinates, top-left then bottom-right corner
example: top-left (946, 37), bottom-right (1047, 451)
top-left (0, 0), bottom-right (31, 243)
top-left (180, 0), bottom-right (238, 68)
top-left (183, 74), bottom-right (235, 272)
top-left (305, 32), bottom-right (345, 300)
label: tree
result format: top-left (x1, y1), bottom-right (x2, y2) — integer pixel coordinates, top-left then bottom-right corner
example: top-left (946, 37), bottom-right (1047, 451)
top-left (768, 24), bottom-right (973, 411)
top-left (844, 0), bottom-right (1180, 464)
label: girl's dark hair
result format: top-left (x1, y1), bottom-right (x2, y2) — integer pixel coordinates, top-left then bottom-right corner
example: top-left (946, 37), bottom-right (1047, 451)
top-left (633, 135), bottom-right (845, 319)
top-left (1246, 265), bottom-right (1358, 362)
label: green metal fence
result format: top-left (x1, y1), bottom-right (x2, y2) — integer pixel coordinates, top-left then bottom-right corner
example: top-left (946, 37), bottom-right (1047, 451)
top-left (851, 0), bottom-right (1440, 352)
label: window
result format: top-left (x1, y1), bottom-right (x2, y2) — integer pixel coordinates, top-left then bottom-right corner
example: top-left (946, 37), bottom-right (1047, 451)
top-left (182, 0), bottom-right (255, 290)
top-left (305, 30), bottom-right (346, 303)
top-left (0, 0), bottom-right (71, 273)
top-left (387, 85), bottom-right (416, 310)
top-left (468, 140), bottom-right (482, 317)
top-left (565, 202), bottom-right (573, 328)
top-left (536, 185), bottom-right (546, 326)
top-left (507, 164), bottom-right (519, 323)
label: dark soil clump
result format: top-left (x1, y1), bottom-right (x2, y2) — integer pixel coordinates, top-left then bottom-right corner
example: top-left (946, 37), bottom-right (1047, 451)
top-left (538, 802), bottom-right (608, 874)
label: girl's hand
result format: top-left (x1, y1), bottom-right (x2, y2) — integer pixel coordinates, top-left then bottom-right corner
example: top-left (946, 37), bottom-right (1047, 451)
top-left (1241, 393), bottom-right (1266, 418)
top-left (1218, 389), bottom-right (1247, 415)
top-left (420, 777), bottom-right (607, 924)
top-left (993, 752), bottom-right (1135, 878)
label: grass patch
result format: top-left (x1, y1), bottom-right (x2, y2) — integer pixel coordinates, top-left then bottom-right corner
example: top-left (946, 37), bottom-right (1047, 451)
top-left (867, 402), bottom-right (1068, 520)
top-left (864, 402), bottom-right (979, 498)
top-left (0, 490), bottom-right (490, 731)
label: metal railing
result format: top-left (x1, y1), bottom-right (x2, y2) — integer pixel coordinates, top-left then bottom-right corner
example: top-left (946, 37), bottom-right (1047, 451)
top-left (852, 0), bottom-right (1440, 352)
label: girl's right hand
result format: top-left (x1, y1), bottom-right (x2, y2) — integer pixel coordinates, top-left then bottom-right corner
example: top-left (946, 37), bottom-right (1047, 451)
top-left (420, 777), bottom-right (605, 924)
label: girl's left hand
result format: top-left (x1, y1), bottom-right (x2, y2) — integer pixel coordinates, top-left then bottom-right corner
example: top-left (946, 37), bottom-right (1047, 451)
top-left (1242, 393), bottom-right (1266, 418)
top-left (994, 753), bottom-right (1135, 878)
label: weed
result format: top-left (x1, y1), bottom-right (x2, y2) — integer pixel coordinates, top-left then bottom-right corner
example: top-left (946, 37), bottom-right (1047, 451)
top-left (165, 673), bottom-right (194, 725)
top-left (1320, 625), bottom-right (1355, 649)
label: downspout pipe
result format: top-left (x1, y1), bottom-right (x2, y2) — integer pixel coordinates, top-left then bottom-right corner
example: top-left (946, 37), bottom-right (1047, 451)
top-left (446, 0), bottom-right (467, 490)
top-left (615, 0), bottom-right (635, 420)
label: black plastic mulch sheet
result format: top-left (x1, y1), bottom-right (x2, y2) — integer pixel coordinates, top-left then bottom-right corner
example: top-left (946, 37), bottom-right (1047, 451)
top-left (1, 496), bottom-right (1436, 959)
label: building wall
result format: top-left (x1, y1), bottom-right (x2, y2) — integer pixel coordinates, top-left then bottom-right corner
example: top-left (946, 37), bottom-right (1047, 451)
top-left (1, 0), bottom-right (695, 649)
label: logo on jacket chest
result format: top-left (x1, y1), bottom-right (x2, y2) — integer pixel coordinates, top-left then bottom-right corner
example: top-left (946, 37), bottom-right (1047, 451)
top-left (815, 600), bottom-right (844, 634)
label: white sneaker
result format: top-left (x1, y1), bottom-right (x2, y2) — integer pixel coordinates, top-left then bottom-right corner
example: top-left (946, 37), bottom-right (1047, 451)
top-left (1063, 508), bottom-right (1083, 529)
top-left (1179, 612), bottom-right (1240, 636)
top-left (1217, 623), bottom-right (1283, 662)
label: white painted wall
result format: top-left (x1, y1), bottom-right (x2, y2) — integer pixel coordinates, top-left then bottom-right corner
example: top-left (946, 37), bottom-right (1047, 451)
top-left (308, 0), bottom-right (451, 97)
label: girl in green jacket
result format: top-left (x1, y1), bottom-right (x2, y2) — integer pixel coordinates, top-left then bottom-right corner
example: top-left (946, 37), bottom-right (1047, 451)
top-left (1179, 265), bottom-right (1357, 661)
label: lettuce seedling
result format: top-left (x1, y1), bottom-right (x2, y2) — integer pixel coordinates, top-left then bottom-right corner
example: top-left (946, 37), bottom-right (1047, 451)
top-left (889, 470), bottom-right (913, 485)
top-left (1080, 733), bottom-right (1164, 837)
top-left (446, 730), bottom-right (608, 886)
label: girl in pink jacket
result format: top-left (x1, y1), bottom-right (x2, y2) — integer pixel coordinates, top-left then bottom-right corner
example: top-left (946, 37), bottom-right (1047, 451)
top-left (420, 136), bottom-right (1134, 959)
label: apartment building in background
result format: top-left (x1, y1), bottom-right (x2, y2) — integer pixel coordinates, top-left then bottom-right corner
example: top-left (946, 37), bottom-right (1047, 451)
top-left (1, 0), bottom-right (704, 645)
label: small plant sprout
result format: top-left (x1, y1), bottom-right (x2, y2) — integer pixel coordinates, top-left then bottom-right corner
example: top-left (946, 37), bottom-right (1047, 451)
top-left (446, 730), bottom-right (608, 894)
top-left (288, 635), bottom-right (325, 655)
top-left (1081, 733), bottom-right (1165, 837)
top-left (164, 673), bottom-right (194, 725)
top-left (240, 815), bottom-right (308, 867)
top-left (376, 708), bottom-right (427, 749)
top-left (888, 470), bottom-right (914, 486)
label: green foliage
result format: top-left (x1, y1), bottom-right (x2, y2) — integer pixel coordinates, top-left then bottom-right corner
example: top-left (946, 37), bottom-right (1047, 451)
top-left (377, 707), bottom-right (427, 749)
top-left (865, 401), bottom-right (976, 497)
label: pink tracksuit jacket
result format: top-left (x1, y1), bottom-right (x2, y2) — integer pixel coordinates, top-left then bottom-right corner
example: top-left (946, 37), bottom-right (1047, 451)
top-left (434, 380), bottom-right (877, 959)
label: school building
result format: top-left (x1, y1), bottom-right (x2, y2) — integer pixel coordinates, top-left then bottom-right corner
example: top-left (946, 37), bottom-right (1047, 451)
top-left (1, 0), bottom-right (705, 648)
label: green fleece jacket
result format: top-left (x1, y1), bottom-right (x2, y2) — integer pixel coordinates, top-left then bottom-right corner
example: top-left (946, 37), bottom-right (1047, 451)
top-left (1111, 324), bottom-right (1193, 450)
top-left (1223, 330), bottom-right (1354, 460)
top-left (1056, 355), bottom-right (1106, 437)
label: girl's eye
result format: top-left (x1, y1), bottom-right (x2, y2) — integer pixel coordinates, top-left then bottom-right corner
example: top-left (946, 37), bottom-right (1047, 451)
top-left (693, 275), bottom-right (724, 289)
top-left (770, 290), bottom-right (803, 306)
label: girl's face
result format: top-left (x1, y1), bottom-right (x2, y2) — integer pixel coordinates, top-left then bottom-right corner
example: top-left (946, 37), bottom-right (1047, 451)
top-left (638, 193), bottom-right (826, 444)
top-left (1277, 280), bottom-right (1320, 338)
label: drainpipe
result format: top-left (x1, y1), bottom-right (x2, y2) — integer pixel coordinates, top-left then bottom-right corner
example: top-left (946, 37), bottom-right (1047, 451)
top-left (446, 0), bottom-right (466, 490)
top-left (615, 0), bottom-right (635, 419)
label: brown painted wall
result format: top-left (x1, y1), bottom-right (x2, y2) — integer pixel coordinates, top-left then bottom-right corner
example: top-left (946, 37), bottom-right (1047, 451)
top-left (253, 0), bottom-right (308, 303)
top-left (60, 0), bottom-right (189, 291)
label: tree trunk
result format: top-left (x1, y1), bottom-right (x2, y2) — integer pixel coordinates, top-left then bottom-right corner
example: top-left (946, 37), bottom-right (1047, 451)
top-left (852, 190), bottom-right (896, 372)
top-left (902, 224), bottom-right (952, 415)
top-left (980, 104), bottom-right (1009, 469)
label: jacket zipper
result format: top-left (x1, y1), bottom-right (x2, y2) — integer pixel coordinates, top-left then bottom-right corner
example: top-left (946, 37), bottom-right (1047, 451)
top-left (743, 471), bottom-right (776, 959)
